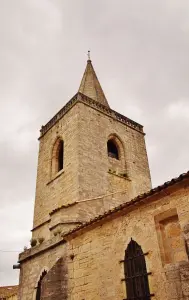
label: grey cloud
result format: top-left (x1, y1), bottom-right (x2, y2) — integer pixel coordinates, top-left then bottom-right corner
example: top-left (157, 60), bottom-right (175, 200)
top-left (0, 0), bottom-right (189, 285)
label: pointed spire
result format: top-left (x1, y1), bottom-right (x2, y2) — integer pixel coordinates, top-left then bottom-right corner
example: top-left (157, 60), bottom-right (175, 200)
top-left (78, 53), bottom-right (110, 107)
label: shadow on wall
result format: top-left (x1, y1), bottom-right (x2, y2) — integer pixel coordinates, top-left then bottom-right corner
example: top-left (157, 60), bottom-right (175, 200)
top-left (35, 257), bottom-right (68, 300)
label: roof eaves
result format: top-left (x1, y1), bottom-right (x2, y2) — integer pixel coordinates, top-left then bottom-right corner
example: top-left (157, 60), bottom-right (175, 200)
top-left (49, 202), bottom-right (78, 216)
top-left (63, 171), bottom-right (189, 238)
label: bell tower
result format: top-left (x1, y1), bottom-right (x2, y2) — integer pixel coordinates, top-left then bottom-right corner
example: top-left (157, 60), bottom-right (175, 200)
top-left (32, 57), bottom-right (151, 241)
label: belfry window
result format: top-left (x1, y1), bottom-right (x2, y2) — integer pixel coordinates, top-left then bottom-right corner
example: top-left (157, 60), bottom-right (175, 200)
top-left (124, 239), bottom-right (153, 300)
top-left (107, 139), bottom-right (119, 160)
top-left (51, 138), bottom-right (65, 177)
top-left (58, 140), bottom-right (64, 172)
top-left (36, 270), bottom-right (47, 300)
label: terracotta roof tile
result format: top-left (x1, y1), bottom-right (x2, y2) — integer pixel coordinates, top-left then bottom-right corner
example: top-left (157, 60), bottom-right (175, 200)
top-left (0, 285), bottom-right (18, 298)
top-left (49, 202), bottom-right (77, 216)
top-left (63, 171), bottom-right (189, 237)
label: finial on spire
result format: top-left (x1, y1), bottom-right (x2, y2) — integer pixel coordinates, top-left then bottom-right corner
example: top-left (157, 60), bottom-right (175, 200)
top-left (78, 52), bottom-right (110, 107)
top-left (87, 50), bottom-right (91, 61)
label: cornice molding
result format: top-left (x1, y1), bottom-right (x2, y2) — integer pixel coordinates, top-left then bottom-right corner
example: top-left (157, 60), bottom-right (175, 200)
top-left (39, 93), bottom-right (143, 139)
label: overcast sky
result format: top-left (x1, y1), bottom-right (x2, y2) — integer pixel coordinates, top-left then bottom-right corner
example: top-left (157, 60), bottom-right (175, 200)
top-left (0, 0), bottom-right (189, 286)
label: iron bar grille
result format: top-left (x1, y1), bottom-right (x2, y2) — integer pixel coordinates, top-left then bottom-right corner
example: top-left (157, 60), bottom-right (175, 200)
top-left (123, 239), bottom-right (153, 300)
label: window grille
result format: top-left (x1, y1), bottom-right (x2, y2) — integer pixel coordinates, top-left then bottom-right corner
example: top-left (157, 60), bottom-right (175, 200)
top-left (122, 239), bottom-right (154, 300)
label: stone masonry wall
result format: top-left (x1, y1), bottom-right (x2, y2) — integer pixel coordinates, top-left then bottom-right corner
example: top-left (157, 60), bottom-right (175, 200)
top-left (165, 261), bottom-right (189, 300)
top-left (67, 184), bottom-right (189, 300)
top-left (41, 257), bottom-right (68, 300)
top-left (77, 102), bottom-right (151, 202)
top-left (33, 104), bottom-right (80, 231)
top-left (32, 101), bottom-right (151, 241)
top-left (19, 182), bottom-right (189, 300)
top-left (18, 242), bottom-right (67, 300)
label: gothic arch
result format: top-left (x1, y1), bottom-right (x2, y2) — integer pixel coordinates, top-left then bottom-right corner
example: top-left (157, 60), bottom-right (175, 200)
top-left (124, 239), bottom-right (152, 300)
top-left (33, 268), bottom-right (49, 300)
top-left (107, 134), bottom-right (125, 159)
top-left (51, 137), bottom-right (64, 176)
top-left (107, 134), bottom-right (126, 170)
top-left (35, 267), bottom-right (49, 288)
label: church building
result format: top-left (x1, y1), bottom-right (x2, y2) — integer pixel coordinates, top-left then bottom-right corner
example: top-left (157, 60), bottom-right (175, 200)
top-left (17, 56), bottom-right (189, 300)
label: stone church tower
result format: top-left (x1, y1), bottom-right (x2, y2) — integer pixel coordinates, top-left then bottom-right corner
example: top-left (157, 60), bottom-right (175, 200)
top-left (17, 57), bottom-right (189, 300)
top-left (32, 57), bottom-right (151, 242)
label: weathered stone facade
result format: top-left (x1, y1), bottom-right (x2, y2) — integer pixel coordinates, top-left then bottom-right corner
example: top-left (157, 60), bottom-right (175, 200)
top-left (18, 175), bottom-right (189, 300)
top-left (17, 58), bottom-right (189, 300)
top-left (32, 66), bottom-right (151, 241)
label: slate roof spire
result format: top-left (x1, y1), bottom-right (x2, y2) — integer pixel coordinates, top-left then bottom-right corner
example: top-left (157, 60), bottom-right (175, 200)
top-left (78, 53), bottom-right (110, 107)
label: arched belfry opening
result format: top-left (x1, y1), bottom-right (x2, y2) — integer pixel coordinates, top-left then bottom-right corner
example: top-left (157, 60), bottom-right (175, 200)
top-left (124, 239), bottom-right (152, 300)
top-left (57, 140), bottom-right (64, 172)
top-left (107, 139), bottom-right (119, 160)
top-left (36, 270), bottom-right (47, 300)
top-left (52, 138), bottom-right (64, 176)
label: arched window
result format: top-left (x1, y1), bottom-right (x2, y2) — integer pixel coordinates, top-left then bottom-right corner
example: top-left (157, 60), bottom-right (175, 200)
top-left (107, 139), bottom-right (119, 160)
top-left (52, 138), bottom-right (64, 176)
top-left (36, 270), bottom-right (47, 300)
top-left (124, 239), bottom-right (152, 299)
top-left (57, 140), bottom-right (64, 172)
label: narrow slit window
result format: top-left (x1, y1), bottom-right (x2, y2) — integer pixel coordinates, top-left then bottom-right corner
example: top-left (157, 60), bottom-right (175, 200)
top-left (58, 140), bottom-right (64, 172)
top-left (107, 139), bottom-right (119, 160)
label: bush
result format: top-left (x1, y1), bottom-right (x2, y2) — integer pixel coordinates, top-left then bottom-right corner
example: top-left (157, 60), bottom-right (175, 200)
top-left (30, 238), bottom-right (37, 247)
top-left (54, 230), bottom-right (61, 236)
top-left (38, 237), bottom-right (44, 244)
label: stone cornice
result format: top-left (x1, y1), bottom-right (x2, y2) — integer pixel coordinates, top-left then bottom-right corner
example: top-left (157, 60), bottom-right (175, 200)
top-left (39, 92), bottom-right (144, 139)
top-left (39, 93), bottom-right (78, 139)
top-left (19, 236), bottom-right (66, 263)
top-left (31, 219), bottom-right (50, 232)
top-left (49, 202), bottom-right (78, 216)
top-left (79, 93), bottom-right (143, 132)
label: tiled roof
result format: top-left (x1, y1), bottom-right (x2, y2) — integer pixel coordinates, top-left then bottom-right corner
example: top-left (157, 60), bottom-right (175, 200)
top-left (0, 285), bottom-right (18, 298)
top-left (49, 202), bottom-right (78, 216)
top-left (63, 171), bottom-right (189, 237)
